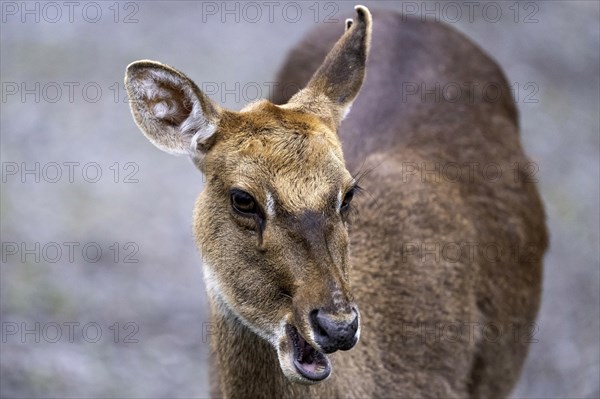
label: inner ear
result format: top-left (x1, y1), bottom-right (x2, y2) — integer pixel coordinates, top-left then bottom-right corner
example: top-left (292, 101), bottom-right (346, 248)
top-left (126, 61), bottom-right (221, 157)
top-left (141, 74), bottom-right (196, 127)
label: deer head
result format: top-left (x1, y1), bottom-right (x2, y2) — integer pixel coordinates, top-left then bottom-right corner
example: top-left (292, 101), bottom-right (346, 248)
top-left (125, 5), bottom-right (372, 384)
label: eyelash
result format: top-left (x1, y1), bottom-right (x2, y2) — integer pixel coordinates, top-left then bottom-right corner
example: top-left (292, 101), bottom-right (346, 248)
top-left (340, 185), bottom-right (362, 219)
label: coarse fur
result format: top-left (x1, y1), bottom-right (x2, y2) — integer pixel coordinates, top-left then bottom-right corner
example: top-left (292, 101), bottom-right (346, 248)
top-left (125, 6), bottom-right (547, 398)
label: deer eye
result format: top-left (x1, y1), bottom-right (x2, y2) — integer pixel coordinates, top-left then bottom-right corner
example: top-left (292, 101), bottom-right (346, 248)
top-left (230, 189), bottom-right (257, 215)
top-left (340, 188), bottom-right (355, 212)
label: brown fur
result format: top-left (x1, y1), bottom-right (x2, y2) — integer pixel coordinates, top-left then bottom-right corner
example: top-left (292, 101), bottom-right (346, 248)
top-left (125, 6), bottom-right (547, 398)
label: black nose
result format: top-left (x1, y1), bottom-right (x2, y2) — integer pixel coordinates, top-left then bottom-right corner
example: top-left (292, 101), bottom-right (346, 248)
top-left (310, 308), bottom-right (359, 353)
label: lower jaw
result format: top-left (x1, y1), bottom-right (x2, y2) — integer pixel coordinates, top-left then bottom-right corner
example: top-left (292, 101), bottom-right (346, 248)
top-left (285, 325), bottom-right (332, 383)
top-left (292, 357), bottom-right (331, 383)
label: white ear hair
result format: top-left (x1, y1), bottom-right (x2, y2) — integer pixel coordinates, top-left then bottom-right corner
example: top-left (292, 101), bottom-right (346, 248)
top-left (125, 60), bottom-right (222, 158)
top-left (345, 18), bottom-right (353, 31)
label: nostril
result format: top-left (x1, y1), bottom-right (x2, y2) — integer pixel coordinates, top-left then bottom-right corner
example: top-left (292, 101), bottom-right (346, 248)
top-left (310, 308), bottom-right (360, 353)
top-left (309, 309), bottom-right (328, 338)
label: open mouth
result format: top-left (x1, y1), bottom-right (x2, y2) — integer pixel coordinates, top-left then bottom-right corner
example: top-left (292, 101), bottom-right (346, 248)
top-left (286, 324), bottom-right (331, 382)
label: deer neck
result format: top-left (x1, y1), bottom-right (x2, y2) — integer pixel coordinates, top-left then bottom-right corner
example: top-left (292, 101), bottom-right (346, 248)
top-left (208, 298), bottom-right (300, 398)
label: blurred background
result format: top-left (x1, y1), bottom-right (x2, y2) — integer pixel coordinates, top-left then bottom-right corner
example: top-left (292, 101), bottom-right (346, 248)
top-left (1, 1), bottom-right (598, 397)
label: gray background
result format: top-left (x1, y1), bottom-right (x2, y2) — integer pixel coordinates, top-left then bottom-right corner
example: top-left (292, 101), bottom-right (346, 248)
top-left (1, 1), bottom-right (598, 397)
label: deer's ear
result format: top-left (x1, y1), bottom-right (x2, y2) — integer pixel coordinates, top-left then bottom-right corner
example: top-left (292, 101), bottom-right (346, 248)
top-left (287, 5), bottom-right (372, 128)
top-left (125, 60), bottom-right (221, 159)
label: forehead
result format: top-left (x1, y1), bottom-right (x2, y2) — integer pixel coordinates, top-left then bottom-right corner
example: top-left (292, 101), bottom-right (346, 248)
top-left (211, 102), bottom-right (353, 212)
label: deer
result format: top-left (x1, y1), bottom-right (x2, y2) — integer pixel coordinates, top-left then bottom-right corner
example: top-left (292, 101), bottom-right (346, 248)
top-left (124, 5), bottom-right (547, 398)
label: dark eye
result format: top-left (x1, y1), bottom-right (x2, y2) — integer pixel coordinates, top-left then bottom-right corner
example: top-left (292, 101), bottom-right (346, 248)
top-left (230, 189), bottom-right (257, 215)
top-left (340, 188), bottom-right (355, 212)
